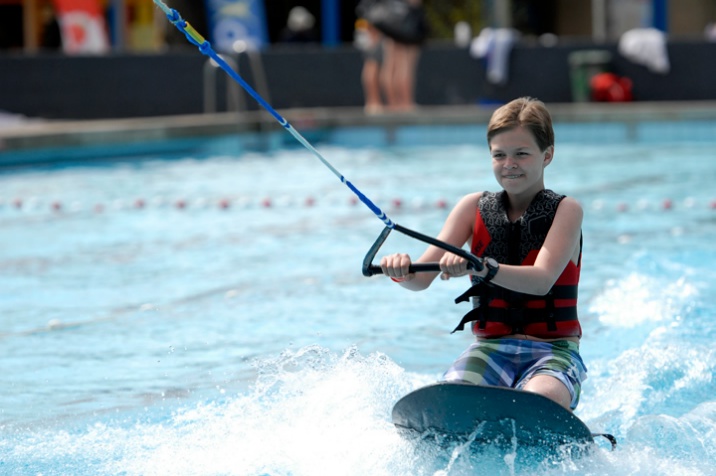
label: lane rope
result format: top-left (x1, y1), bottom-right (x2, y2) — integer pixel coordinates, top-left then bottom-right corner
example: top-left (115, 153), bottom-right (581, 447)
top-left (3, 196), bottom-right (714, 214)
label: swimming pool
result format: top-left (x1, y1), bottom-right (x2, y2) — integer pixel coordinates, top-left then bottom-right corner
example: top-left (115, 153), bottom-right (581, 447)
top-left (1, 122), bottom-right (716, 475)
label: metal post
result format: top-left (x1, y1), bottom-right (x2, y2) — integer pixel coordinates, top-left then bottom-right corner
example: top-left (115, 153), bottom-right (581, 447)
top-left (203, 59), bottom-right (218, 113)
top-left (321, 0), bottom-right (341, 46)
top-left (494, 0), bottom-right (512, 28)
top-left (23, 0), bottom-right (39, 52)
top-left (652, 0), bottom-right (668, 32)
top-left (233, 39), bottom-right (271, 106)
top-left (204, 54), bottom-right (242, 113)
top-left (111, 0), bottom-right (125, 51)
top-left (592, 0), bottom-right (607, 43)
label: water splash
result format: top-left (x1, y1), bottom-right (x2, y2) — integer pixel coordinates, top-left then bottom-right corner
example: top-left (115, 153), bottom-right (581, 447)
top-left (0, 345), bottom-right (649, 476)
top-left (589, 272), bottom-right (698, 330)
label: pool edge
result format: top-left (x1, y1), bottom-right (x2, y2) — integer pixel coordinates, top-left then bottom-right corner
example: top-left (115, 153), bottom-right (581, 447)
top-left (1, 101), bottom-right (716, 161)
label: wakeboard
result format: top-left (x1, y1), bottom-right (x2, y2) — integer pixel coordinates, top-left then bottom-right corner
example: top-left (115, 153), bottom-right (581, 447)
top-left (392, 382), bottom-right (614, 450)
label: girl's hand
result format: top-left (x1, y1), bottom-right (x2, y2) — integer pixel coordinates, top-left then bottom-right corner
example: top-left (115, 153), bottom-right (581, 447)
top-left (439, 253), bottom-right (471, 280)
top-left (380, 253), bottom-right (415, 282)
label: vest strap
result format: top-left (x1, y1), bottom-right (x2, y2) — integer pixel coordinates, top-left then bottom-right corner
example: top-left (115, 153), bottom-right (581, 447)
top-left (486, 284), bottom-right (578, 302)
top-left (452, 281), bottom-right (579, 335)
top-left (453, 281), bottom-right (492, 304)
top-left (452, 305), bottom-right (579, 334)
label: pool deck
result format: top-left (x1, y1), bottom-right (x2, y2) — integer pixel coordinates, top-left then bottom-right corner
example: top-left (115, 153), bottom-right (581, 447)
top-left (1, 101), bottom-right (716, 154)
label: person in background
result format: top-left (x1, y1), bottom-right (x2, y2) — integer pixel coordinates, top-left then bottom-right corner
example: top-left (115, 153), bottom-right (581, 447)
top-left (355, 18), bottom-right (385, 114)
top-left (40, 3), bottom-right (62, 50)
top-left (380, 97), bottom-right (587, 410)
top-left (379, 0), bottom-right (425, 111)
top-left (279, 6), bottom-right (319, 44)
top-left (357, 0), bottom-right (427, 112)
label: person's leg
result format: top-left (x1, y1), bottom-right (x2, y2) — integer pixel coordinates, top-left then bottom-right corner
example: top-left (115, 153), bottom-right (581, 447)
top-left (521, 374), bottom-right (572, 409)
top-left (442, 340), bottom-right (517, 386)
top-left (362, 58), bottom-right (383, 113)
top-left (379, 38), bottom-right (398, 108)
top-left (392, 43), bottom-right (419, 110)
top-left (405, 44), bottom-right (419, 109)
top-left (515, 340), bottom-right (587, 410)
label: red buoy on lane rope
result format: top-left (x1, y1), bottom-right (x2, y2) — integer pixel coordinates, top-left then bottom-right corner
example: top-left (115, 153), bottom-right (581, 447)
top-left (11, 195), bottom-right (712, 215)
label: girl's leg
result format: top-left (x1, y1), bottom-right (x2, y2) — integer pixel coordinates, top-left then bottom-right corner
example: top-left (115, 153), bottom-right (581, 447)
top-left (521, 374), bottom-right (573, 410)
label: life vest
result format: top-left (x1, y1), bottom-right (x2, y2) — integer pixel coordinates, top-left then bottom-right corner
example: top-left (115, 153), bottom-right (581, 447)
top-left (451, 190), bottom-right (582, 339)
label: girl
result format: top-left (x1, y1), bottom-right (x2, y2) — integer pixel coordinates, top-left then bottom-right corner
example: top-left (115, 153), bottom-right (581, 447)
top-left (381, 97), bottom-right (587, 410)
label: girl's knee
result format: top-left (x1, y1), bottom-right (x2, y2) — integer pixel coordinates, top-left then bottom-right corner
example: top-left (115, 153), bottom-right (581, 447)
top-left (521, 375), bottom-right (572, 410)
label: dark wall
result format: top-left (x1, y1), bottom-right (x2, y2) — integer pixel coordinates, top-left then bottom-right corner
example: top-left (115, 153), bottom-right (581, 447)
top-left (1, 41), bottom-right (715, 120)
top-left (0, 6), bottom-right (23, 49)
top-left (0, 54), bottom-right (206, 119)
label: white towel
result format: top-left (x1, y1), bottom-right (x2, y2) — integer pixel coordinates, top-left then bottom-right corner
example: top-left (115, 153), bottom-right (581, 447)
top-left (470, 28), bottom-right (520, 85)
top-left (618, 28), bottom-right (670, 74)
top-left (706, 23), bottom-right (716, 41)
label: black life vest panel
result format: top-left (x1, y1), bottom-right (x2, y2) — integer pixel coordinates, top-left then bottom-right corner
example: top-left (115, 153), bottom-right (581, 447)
top-left (452, 190), bottom-right (582, 339)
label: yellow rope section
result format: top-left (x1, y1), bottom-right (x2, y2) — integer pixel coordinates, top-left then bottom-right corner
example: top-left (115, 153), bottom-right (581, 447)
top-left (152, 0), bottom-right (206, 46)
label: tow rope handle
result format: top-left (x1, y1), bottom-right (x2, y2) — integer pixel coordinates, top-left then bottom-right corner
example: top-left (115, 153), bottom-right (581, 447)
top-left (362, 225), bottom-right (482, 277)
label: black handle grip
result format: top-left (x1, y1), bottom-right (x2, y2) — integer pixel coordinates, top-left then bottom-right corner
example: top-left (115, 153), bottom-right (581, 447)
top-left (361, 224), bottom-right (483, 277)
top-left (364, 263), bottom-right (441, 277)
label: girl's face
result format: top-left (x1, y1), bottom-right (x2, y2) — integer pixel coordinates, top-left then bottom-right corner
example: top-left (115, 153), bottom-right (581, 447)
top-left (489, 126), bottom-right (553, 197)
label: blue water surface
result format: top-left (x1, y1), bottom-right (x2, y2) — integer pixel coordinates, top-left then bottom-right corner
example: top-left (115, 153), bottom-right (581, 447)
top-left (1, 129), bottom-right (715, 475)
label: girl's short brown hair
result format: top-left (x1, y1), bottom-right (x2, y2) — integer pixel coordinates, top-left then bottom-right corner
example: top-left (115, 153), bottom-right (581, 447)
top-left (487, 97), bottom-right (554, 152)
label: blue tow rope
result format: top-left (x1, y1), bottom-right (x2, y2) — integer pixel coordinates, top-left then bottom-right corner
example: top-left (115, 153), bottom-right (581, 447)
top-left (152, 0), bottom-right (483, 273)
top-left (152, 0), bottom-right (394, 229)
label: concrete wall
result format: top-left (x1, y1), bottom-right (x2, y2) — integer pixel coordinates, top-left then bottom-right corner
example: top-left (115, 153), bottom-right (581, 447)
top-left (1, 41), bottom-right (715, 120)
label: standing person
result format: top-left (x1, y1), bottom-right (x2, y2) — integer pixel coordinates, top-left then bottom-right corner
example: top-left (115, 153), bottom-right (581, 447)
top-left (380, 97), bottom-right (587, 410)
top-left (40, 3), bottom-right (62, 49)
top-left (380, 0), bottom-right (425, 111)
top-left (359, 0), bottom-right (427, 112)
top-left (355, 18), bottom-right (385, 114)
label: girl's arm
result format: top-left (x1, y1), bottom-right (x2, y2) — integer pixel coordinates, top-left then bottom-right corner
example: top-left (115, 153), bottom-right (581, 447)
top-left (380, 193), bottom-right (480, 291)
top-left (442, 196), bottom-right (584, 295)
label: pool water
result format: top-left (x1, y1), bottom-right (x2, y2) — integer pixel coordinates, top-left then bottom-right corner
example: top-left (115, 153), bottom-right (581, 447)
top-left (1, 132), bottom-right (716, 475)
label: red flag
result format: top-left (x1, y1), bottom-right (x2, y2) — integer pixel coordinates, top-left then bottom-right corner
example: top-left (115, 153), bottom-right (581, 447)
top-left (52, 0), bottom-right (109, 54)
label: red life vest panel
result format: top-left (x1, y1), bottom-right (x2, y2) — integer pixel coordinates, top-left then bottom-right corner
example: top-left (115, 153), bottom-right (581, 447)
top-left (451, 190), bottom-right (582, 339)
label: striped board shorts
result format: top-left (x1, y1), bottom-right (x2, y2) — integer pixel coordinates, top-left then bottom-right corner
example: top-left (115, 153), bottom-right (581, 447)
top-left (442, 338), bottom-right (587, 410)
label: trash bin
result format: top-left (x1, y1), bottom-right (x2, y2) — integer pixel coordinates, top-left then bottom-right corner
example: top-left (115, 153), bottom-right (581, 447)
top-left (568, 50), bottom-right (612, 102)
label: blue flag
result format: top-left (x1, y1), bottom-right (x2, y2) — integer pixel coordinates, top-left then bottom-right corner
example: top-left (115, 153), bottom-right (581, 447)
top-left (205, 0), bottom-right (268, 52)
